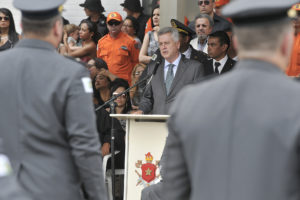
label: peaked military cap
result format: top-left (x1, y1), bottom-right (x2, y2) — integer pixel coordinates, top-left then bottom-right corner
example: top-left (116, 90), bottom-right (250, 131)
top-left (13, 0), bottom-right (65, 19)
top-left (222, 0), bottom-right (299, 25)
top-left (171, 19), bottom-right (195, 37)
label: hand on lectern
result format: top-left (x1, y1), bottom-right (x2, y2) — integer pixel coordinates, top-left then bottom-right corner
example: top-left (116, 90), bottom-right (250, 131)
top-left (131, 110), bottom-right (144, 115)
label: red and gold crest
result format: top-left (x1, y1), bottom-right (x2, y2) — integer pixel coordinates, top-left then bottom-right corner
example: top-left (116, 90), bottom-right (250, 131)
top-left (135, 152), bottom-right (160, 187)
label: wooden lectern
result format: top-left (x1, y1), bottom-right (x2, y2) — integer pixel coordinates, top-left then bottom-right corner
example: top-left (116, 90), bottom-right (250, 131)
top-left (110, 114), bottom-right (169, 200)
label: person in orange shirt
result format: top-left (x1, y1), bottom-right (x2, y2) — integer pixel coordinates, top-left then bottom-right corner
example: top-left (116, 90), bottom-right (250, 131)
top-left (286, 4), bottom-right (300, 77)
top-left (97, 12), bottom-right (139, 84)
top-left (214, 0), bottom-right (232, 23)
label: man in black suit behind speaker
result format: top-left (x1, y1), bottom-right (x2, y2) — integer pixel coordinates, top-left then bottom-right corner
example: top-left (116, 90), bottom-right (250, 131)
top-left (204, 30), bottom-right (236, 76)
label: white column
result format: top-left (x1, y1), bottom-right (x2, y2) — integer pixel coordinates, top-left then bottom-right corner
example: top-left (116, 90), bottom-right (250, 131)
top-left (160, 0), bottom-right (199, 28)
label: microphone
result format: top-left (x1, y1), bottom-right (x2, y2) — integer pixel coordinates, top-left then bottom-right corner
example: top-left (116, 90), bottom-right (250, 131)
top-left (151, 52), bottom-right (162, 75)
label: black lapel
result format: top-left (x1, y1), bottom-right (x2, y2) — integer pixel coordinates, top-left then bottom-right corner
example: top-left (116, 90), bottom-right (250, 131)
top-left (221, 57), bottom-right (236, 74)
top-left (204, 59), bottom-right (214, 76)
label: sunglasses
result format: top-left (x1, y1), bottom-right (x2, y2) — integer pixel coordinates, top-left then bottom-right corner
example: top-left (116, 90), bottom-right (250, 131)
top-left (198, 1), bottom-right (210, 6)
top-left (0, 16), bottom-right (9, 21)
top-left (113, 93), bottom-right (127, 99)
top-left (108, 20), bottom-right (121, 26)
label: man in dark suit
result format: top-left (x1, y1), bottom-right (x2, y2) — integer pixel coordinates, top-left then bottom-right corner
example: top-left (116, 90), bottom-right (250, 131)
top-left (204, 30), bottom-right (236, 76)
top-left (0, 0), bottom-right (108, 200)
top-left (170, 19), bottom-right (209, 64)
top-left (163, 0), bottom-right (299, 200)
top-left (135, 27), bottom-right (204, 115)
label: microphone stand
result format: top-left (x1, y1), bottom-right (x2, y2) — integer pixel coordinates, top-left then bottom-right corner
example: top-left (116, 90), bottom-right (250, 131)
top-left (109, 101), bottom-right (116, 200)
top-left (95, 60), bottom-right (159, 199)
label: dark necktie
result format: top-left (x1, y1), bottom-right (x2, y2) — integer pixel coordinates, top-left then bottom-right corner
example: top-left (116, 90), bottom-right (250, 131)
top-left (215, 62), bottom-right (221, 74)
top-left (165, 64), bottom-right (175, 94)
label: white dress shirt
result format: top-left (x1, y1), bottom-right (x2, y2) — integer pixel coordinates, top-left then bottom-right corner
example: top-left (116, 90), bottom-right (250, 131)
top-left (190, 38), bottom-right (208, 53)
top-left (213, 55), bottom-right (228, 74)
top-left (182, 47), bottom-right (192, 59)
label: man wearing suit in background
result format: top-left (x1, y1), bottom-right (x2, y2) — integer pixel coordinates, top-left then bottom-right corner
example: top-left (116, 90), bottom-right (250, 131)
top-left (163, 0), bottom-right (299, 200)
top-left (205, 30), bottom-right (236, 76)
top-left (0, 0), bottom-right (108, 200)
top-left (135, 27), bottom-right (204, 115)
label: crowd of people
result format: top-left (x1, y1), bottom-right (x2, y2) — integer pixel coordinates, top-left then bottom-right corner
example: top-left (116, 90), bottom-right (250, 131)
top-left (1, 0), bottom-right (300, 199)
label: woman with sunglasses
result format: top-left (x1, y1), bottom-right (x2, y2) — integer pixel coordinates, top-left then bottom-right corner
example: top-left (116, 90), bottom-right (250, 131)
top-left (139, 5), bottom-right (160, 64)
top-left (0, 8), bottom-right (19, 51)
top-left (109, 78), bottom-right (132, 118)
top-left (98, 78), bottom-right (131, 168)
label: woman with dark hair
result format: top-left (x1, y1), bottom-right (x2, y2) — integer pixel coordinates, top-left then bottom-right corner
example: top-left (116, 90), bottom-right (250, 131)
top-left (63, 19), bottom-right (100, 62)
top-left (109, 78), bottom-right (132, 117)
top-left (0, 8), bottom-right (19, 51)
top-left (94, 73), bottom-right (111, 106)
top-left (139, 5), bottom-right (160, 64)
top-left (96, 78), bottom-right (132, 168)
top-left (122, 16), bottom-right (141, 49)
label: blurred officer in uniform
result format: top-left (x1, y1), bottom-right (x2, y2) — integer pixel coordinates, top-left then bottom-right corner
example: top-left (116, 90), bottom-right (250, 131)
top-left (97, 12), bottom-right (139, 84)
top-left (163, 0), bottom-right (299, 199)
top-left (0, 139), bottom-right (31, 200)
top-left (171, 19), bottom-right (208, 64)
top-left (0, 0), bottom-right (108, 200)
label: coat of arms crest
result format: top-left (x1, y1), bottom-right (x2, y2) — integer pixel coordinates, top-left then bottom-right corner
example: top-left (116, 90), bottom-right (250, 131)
top-left (135, 152), bottom-right (160, 187)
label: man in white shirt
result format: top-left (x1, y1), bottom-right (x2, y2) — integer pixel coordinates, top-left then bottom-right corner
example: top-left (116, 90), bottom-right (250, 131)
top-left (190, 14), bottom-right (213, 53)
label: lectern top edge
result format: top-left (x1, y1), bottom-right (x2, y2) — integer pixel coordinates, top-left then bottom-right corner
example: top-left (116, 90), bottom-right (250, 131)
top-left (110, 114), bottom-right (170, 120)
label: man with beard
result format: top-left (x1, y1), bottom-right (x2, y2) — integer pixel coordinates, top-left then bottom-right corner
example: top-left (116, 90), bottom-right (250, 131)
top-left (190, 14), bottom-right (213, 53)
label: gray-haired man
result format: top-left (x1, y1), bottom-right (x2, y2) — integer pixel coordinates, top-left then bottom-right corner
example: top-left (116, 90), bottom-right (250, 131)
top-left (135, 27), bottom-right (204, 115)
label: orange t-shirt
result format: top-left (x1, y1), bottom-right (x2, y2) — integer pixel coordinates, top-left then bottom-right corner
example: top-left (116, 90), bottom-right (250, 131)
top-left (97, 32), bottom-right (139, 83)
top-left (286, 34), bottom-right (300, 77)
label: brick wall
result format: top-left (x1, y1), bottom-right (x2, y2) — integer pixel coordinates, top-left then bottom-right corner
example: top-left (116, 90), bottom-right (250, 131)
top-left (1, 0), bottom-right (142, 33)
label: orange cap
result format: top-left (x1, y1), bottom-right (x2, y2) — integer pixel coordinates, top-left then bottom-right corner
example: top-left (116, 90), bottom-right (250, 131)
top-left (215, 0), bottom-right (230, 7)
top-left (106, 12), bottom-right (123, 23)
top-left (292, 3), bottom-right (300, 11)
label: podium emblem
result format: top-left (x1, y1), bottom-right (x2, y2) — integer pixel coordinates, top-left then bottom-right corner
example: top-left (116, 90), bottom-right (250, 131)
top-left (135, 152), bottom-right (160, 187)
